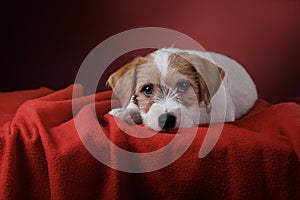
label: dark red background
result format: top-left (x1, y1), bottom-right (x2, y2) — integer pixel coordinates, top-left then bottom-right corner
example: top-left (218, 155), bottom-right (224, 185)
top-left (2, 1), bottom-right (300, 103)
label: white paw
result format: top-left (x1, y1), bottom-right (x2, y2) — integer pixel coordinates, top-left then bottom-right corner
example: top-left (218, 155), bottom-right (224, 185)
top-left (109, 108), bottom-right (142, 125)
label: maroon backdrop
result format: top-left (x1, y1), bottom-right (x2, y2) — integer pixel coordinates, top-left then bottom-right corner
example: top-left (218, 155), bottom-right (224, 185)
top-left (2, 1), bottom-right (300, 103)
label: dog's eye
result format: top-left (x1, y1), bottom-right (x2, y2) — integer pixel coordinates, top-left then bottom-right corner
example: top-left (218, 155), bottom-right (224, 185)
top-left (142, 84), bottom-right (153, 97)
top-left (177, 81), bottom-right (190, 93)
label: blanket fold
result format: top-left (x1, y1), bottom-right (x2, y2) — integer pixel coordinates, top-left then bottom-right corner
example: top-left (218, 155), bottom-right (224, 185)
top-left (0, 85), bottom-right (299, 200)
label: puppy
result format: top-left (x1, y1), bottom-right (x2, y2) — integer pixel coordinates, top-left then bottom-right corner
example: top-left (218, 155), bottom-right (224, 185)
top-left (108, 48), bottom-right (257, 131)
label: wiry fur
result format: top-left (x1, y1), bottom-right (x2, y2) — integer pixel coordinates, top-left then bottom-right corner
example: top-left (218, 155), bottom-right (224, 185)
top-left (108, 48), bottom-right (258, 131)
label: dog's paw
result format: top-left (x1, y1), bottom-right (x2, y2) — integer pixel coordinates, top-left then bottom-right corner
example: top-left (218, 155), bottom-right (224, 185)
top-left (109, 108), bottom-right (142, 125)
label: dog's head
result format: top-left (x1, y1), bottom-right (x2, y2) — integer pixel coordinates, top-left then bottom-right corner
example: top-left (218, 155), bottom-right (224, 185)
top-left (108, 48), bottom-right (225, 131)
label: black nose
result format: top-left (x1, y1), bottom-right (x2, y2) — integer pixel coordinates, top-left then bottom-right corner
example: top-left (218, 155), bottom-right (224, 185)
top-left (158, 113), bottom-right (177, 130)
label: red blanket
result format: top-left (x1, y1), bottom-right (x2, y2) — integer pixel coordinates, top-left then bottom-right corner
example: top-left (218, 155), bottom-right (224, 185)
top-left (0, 85), bottom-right (300, 200)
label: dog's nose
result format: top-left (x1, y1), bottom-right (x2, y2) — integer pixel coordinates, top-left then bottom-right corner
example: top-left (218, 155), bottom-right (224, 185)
top-left (158, 113), bottom-right (176, 130)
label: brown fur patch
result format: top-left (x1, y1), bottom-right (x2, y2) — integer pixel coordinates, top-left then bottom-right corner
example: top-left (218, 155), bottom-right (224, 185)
top-left (166, 53), bottom-right (201, 106)
top-left (107, 55), bottom-right (153, 107)
top-left (168, 52), bottom-right (225, 106)
top-left (132, 59), bottom-right (161, 113)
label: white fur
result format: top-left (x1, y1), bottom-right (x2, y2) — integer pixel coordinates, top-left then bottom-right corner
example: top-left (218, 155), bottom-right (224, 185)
top-left (109, 48), bottom-right (258, 131)
top-left (151, 50), bottom-right (170, 80)
top-left (108, 98), bottom-right (140, 125)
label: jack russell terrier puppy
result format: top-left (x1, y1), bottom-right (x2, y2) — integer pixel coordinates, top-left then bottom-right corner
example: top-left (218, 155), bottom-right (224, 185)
top-left (108, 48), bottom-right (257, 131)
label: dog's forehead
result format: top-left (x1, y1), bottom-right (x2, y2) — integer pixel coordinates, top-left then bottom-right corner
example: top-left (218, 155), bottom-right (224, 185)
top-left (153, 49), bottom-right (194, 68)
top-left (151, 50), bottom-right (171, 79)
top-left (134, 50), bottom-right (198, 89)
top-left (135, 60), bottom-right (161, 88)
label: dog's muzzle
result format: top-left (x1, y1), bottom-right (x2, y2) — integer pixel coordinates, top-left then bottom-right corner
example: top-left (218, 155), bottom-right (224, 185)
top-left (158, 112), bottom-right (177, 130)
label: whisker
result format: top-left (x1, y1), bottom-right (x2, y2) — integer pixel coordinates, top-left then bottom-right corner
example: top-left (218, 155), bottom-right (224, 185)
top-left (154, 86), bottom-right (180, 104)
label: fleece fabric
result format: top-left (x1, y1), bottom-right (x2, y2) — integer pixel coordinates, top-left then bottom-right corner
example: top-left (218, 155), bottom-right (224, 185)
top-left (0, 85), bottom-right (299, 200)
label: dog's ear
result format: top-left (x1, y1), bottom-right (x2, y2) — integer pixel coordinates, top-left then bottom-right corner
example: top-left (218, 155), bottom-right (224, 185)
top-left (107, 56), bottom-right (144, 108)
top-left (192, 56), bottom-right (225, 108)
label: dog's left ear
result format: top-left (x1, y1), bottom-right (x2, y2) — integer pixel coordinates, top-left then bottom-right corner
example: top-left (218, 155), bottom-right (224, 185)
top-left (192, 56), bottom-right (225, 108)
top-left (107, 56), bottom-right (144, 108)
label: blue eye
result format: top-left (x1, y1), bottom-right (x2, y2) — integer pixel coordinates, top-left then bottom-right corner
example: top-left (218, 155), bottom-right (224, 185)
top-left (177, 81), bottom-right (190, 93)
top-left (142, 84), bottom-right (153, 97)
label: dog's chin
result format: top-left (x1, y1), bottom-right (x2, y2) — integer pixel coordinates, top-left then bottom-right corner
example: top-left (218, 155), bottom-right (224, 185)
top-left (141, 103), bottom-right (201, 132)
